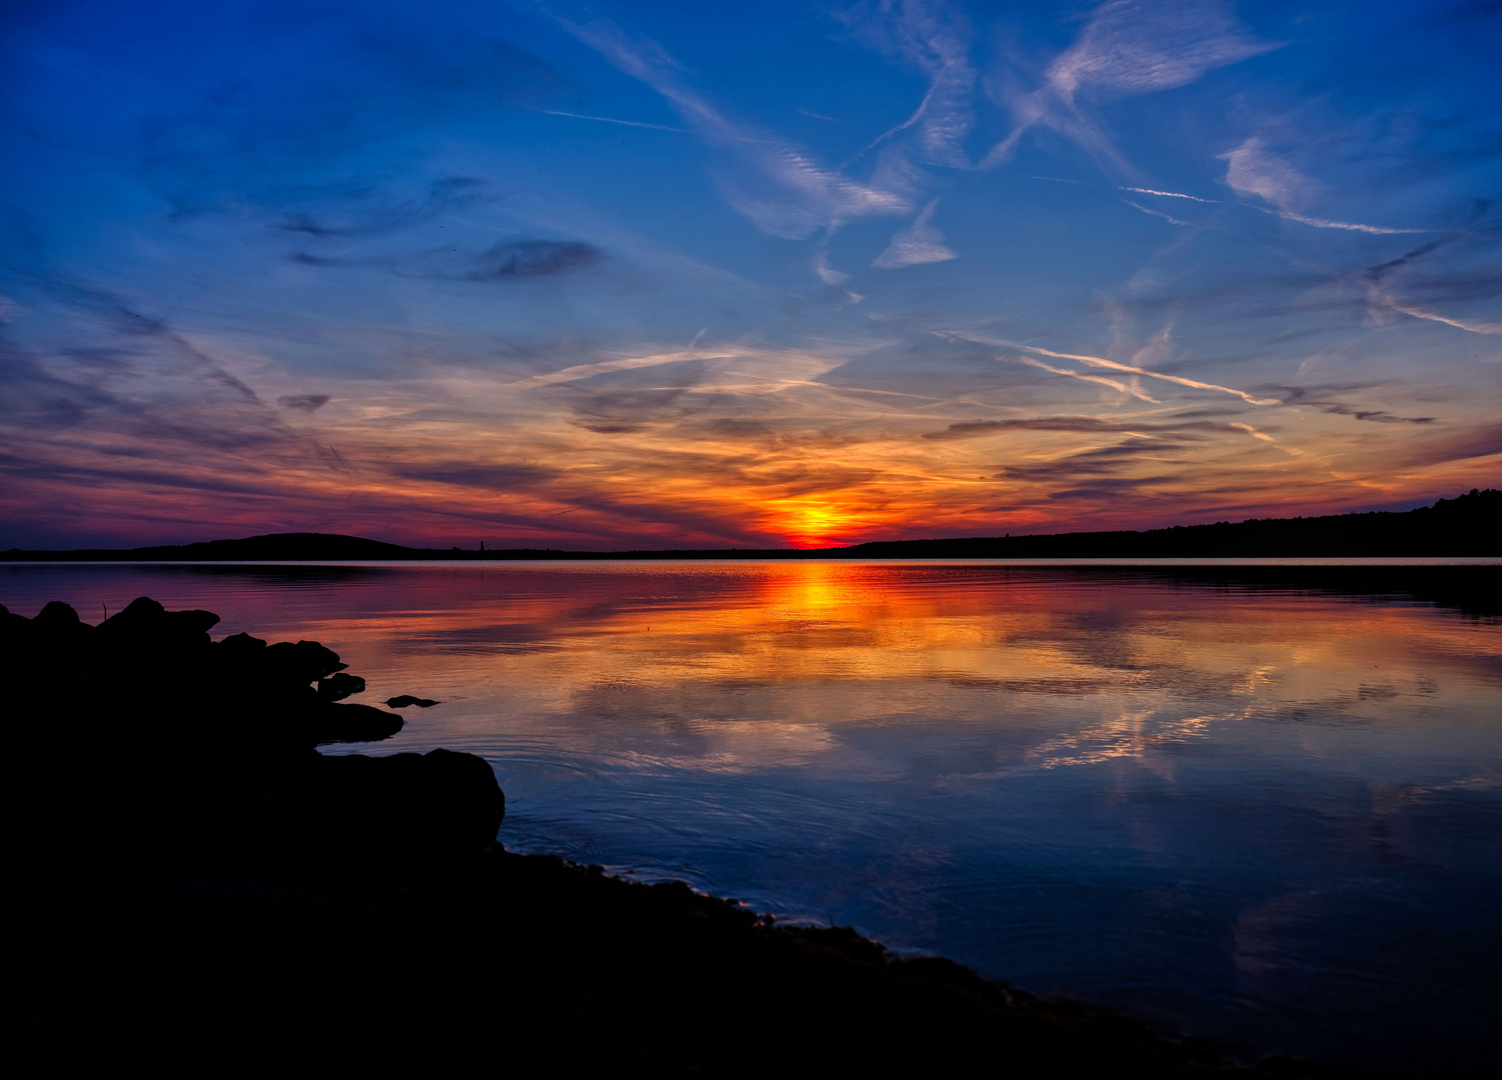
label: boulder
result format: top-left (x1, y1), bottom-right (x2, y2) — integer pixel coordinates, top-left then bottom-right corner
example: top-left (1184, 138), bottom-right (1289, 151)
top-left (215, 632), bottom-right (267, 657)
top-left (99, 596), bottom-right (220, 645)
top-left (33, 600), bottom-right (86, 630)
top-left (317, 672), bottom-right (366, 701)
top-left (308, 748), bottom-right (505, 852)
top-left (81, 598), bottom-right (220, 681)
top-left (310, 702), bottom-right (403, 744)
top-left (259, 639), bottom-right (347, 687)
top-left (25, 601), bottom-right (98, 659)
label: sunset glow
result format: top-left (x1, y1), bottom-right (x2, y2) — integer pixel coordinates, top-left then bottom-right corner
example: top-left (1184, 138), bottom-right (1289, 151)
top-left (1, 2), bottom-right (1498, 549)
top-left (772, 500), bottom-right (860, 549)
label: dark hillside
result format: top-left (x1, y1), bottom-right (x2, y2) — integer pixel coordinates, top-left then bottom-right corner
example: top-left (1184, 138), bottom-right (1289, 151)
top-left (846, 488), bottom-right (1500, 558)
top-left (3, 488), bottom-right (1497, 560)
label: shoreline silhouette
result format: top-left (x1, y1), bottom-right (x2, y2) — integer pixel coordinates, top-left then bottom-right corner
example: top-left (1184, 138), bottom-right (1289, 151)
top-left (5, 488), bottom-right (1497, 562)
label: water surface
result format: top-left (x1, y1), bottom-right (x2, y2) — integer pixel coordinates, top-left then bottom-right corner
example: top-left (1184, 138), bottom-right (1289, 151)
top-left (5, 560), bottom-right (1499, 1074)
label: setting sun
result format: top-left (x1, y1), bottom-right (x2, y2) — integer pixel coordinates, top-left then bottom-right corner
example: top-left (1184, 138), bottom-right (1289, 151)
top-left (774, 500), bottom-right (857, 548)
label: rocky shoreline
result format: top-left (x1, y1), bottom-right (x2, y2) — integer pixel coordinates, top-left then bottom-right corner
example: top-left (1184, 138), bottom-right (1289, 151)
top-left (6, 598), bottom-right (1307, 1076)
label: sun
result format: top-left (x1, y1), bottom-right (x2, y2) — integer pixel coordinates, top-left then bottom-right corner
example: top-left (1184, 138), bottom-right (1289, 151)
top-left (775, 500), bottom-right (854, 548)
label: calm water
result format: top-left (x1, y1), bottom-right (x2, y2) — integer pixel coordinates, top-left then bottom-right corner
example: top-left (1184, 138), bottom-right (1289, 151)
top-left (6, 561), bottom-right (1500, 1073)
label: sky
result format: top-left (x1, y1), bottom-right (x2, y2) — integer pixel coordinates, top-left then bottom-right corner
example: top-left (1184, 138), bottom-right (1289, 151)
top-left (2, 0), bottom-right (1499, 550)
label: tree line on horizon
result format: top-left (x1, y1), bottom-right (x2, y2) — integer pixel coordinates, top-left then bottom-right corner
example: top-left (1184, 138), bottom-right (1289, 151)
top-left (5, 488), bottom-right (1499, 560)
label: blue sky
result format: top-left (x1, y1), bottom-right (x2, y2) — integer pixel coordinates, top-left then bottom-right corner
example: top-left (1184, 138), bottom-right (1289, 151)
top-left (2, 0), bottom-right (1499, 548)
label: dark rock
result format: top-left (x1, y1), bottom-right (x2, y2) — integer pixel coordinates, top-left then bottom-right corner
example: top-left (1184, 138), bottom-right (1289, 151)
top-left (0, 603), bottom-right (30, 646)
top-left (6, 597), bottom-right (415, 865)
top-left (215, 631), bottom-right (267, 657)
top-left (101, 596), bottom-right (166, 625)
top-left (309, 748), bottom-right (505, 852)
top-left (310, 702), bottom-right (403, 744)
top-left (99, 596), bottom-right (220, 644)
top-left (317, 672), bottom-right (366, 701)
top-left (260, 639), bottom-right (347, 685)
top-left (34, 599), bottom-right (85, 630)
top-left (26, 600), bottom-right (97, 654)
top-left (72, 597), bottom-right (220, 682)
top-left (385, 695), bottom-right (439, 708)
top-left (7, 602), bottom-right (99, 676)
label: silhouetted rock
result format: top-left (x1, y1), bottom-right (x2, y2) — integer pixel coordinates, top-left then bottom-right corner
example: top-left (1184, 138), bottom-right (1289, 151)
top-left (98, 595), bottom-right (220, 649)
top-left (4, 597), bottom-right (461, 868)
top-left (386, 694), bottom-right (439, 708)
top-left (215, 630), bottom-right (267, 656)
top-left (261, 638), bottom-right (346, 685)
top-left (310, 701), bottom-right (404, 744)
top-left (27, 600), bottom-right (97, 657)
top-left (34, 599), bottom-right (87, 631)
top-left (311, 748), bottom-right (506, 851)
top-left (317, 672), bottom-right (366, 700)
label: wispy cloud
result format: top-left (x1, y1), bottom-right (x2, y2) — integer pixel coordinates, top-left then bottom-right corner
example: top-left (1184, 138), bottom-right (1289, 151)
top-left (984, 0), bottom-right (1275, 172)
top-left (276, 177), bottom-right (498, 238)
top-left (840, 0), bottom-right (977, 170)
top-left (294, 238), bottom-right (601, 282)
top-left (1221, 137), bottom-right (1432, 235)
top-left (1263, 209), bottom-right (1431, 236)
top-left (943, 332), bottom-right (1283, 406)
top-left (1219, 135), bottom-right (1312, 210)
top-left (557, 17), bottom-right (910, 238)
top-left (1123, 199), bottom-right (1192, 226)
top-left (1228, 421), bottom-right (1276, 442)
top-left (873, 199), bottom-right (958, 268)
top-left (1378, 302), bottom-right (1502, 335)
top-left (557, 3), bottom-right (987, 267)
top-left (1011, 353), bottom-right (1158, 403)
top-left (1361, 242), bottom-right (1502, 335)
top-left (1276, 386), bottom-right (1438, 425)
top-left (506, 346), bottom-right (713, 390)
top-left (923, 415), bottom-right (1227, 441)
top-left (813, 249), bottom-right (850, 285)
top-left (277, 394), bottom-right (330, 412)
top-left (1045, 1), bottom-right (1275, 100)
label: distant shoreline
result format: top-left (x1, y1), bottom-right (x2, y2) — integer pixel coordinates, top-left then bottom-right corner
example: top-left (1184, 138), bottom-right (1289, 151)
top-left (5, 488), bottom-right (1498, 561)
top-left (7, 556), bottom-right (1501, 566)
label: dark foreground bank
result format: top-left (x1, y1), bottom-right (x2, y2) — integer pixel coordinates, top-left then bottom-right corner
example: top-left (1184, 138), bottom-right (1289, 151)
top-left (5, 599), bottom-right (1306, 1076)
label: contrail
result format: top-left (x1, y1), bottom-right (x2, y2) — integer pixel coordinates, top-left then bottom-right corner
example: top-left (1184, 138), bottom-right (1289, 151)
top-left (939, 331), bottom-right (1281, 407)
top-left (537, 109), bottom-right (685, 133)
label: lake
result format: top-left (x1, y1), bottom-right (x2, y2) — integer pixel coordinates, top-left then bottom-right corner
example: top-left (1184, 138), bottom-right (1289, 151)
top-left (5, 560), bottom-right (1499, 1074)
